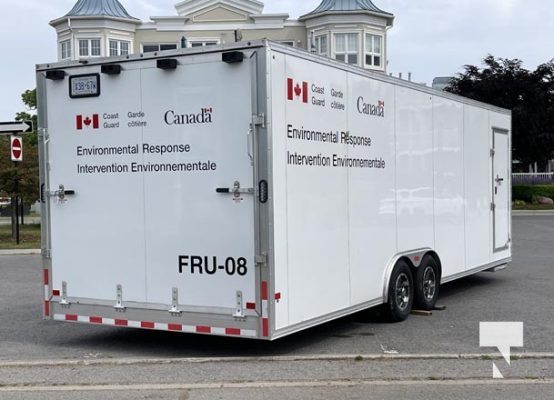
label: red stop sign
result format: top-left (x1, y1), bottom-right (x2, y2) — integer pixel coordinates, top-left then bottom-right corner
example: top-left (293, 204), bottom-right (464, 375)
top-left (11, 136), bottom-right (22, 161)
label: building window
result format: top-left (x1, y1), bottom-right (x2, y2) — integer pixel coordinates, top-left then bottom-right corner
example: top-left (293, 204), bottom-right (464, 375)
top-left (365, 34), bottom-right (383, 68)
top-left (279, 41), bottom-right (295, 47)
top-left (142, 43), bottom-right (178, 53)
top-left (315, 35), bottom-right (328, 56)
top-left (60, 40), bottom-right (71, 60)
top-left (334, 33), bottom-right (358, 65)
top-left (109, 40), bottom-right (130, 56)
top-left (189, 41), bottom-right (218, 47)
top-left (79, 39), bottom-right (101, 57)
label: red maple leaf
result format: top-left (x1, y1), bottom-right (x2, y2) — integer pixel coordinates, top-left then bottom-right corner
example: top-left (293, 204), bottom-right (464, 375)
top-left (83, 117), bottom-right (92, 126)
top-left (294, 83), bottom-right (302, 97)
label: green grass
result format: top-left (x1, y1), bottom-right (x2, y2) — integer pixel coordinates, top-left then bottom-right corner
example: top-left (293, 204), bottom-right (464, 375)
top-left (513, 203), bottom-right (554, 211)
top-left (0, 223), bottom-right (41, 249)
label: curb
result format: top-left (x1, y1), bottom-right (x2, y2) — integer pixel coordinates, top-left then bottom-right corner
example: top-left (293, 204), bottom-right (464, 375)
top-left (0, 249), bottom-right (41, 256)
top-left (512, 210), bottom-right (554, 216)
top-left (2, 353), bottom-right (554, 368)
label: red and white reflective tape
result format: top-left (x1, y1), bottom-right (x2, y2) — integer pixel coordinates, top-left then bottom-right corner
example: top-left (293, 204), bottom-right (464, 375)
top-left (261, 280), bottom-right (269, 337)
top-left (52, 314), bottom-right (257, 338)
top-left (43, 269), bottom-right (50, 317)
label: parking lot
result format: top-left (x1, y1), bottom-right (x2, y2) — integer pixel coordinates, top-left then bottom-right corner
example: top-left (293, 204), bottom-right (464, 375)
top-left (0, 215), bottom-right (552, 398)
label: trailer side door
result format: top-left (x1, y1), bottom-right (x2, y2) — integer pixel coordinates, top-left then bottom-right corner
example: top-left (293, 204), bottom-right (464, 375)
top-left (492, 128), bottom-right (510, 251)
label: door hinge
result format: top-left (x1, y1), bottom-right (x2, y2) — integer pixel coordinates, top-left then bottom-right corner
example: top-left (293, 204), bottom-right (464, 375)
top-left (38, 128), bottom-right (49, 141)
top-left (490, 148), bottom-right (496, 157)
top-left (255, 253), bottom-right (267, 267)
top-left (491, 202), bottom-right (496, 211)
top-left (252, 113), bottom-right (265, 128)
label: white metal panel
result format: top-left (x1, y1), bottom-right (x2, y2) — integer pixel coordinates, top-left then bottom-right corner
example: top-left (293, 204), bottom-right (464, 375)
top-left (395, 88), bottom-right (434, 252)
top-left (47, 68), bottom-right (147, 302)
top-left (140, 56), bottom-right (256, 309)
top-left (282, 55), bottom-right (350, 325)
top-left (269, 51), bottom-right (290, 330)
top-left (432, 97), bottom-right (466, 278)
top-left (463, 105), bottom-right (492, 269)
top-left (347, 74), bottom-right (397, 304)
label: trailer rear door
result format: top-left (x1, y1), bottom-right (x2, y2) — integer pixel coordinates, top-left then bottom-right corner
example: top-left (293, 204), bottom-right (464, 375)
top-left (45, 53), bottom-right (258, 313)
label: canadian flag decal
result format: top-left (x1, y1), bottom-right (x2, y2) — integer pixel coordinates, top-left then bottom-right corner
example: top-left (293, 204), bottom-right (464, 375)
top-left (287, 78), bottom-right (308, 103)
top-left (76, 114), bottom-right (99, 130)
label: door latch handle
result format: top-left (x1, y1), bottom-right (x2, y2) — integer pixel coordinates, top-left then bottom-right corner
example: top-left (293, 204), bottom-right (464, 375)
top-left (49, 184), bottom-right (76, 202)
top-left (216, 181), bottom-right (253, 195)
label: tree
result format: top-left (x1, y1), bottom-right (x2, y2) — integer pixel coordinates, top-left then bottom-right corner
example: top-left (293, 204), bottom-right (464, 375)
top-left (445, 55), bottom-right (554, 170)
top-left (0, 89), bottom-right (39, 207)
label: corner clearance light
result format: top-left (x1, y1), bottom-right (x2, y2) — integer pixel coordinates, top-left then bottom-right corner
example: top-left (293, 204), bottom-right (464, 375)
top-left (45, 70), bottom-right (66, 81)
top-left (101, 64), bottom-right (122, 75)
top-left (157, 59), bottom-right (178, 70)
top-left (222, 51), bottom-right (244, 64)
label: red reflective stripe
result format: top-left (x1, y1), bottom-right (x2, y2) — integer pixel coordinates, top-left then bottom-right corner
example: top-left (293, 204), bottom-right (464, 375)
top-left (196, 326), bottom-right (211, 334)
top-left (225, 328), bottom-right (241, 336)
top-left (115, 319), bottom-right (128, 326)
top-left (275, 292), bottom-right (281, 301)
top-left (168, 324), bottom-right (182, 331)
top-left (261, 281), bottom-right (268, 300)
top-left (90, 316), bottom-right (102, 324)
top-left (246, 302), bottom-right (256, 310)
top-left (44, 301), bottom-right (50, 317)
top-left (66, 314), bottom-right (78, 321)
top-left (52, 290), bottom-right (60, 296)
top-left (262, 318), bottom-right (269, 337)
top-left (141, 321), bottom-right (155, 329)
top-left (43, 269), bottom-right (49, 285)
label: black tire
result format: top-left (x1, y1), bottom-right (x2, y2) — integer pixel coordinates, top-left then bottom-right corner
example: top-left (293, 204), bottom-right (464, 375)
top-left (385, 260), bottom-right (414, 322)
top-left (414, 255), bottom-right (440, 311)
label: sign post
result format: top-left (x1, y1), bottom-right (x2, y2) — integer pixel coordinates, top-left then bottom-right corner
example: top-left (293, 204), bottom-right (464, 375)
top-left (1, 120), bottom-right (33, 245)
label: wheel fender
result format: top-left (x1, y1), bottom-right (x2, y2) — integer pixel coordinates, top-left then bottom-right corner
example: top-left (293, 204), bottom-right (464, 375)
top-left (381, 248), bottom-right (432, 303)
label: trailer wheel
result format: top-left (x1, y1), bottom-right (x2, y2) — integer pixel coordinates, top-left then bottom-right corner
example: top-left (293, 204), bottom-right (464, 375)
top-left (385, 260), bottom-right (414, 322)
top-left (414, 255), bottom-right (440, 311)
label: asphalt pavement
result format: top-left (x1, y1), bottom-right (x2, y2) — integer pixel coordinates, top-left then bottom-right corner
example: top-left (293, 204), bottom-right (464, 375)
top-left (0, 215), bottom-right (553, 399)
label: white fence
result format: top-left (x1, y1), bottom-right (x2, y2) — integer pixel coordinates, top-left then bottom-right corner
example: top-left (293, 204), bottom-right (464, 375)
top-left (512, 173), bottom-right (554, 185)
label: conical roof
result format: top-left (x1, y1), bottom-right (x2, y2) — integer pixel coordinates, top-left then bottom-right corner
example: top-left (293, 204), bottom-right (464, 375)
top-left (300, 0), bottom-right (393, 22)
top-left (65, 0), bottom-right (138, 20)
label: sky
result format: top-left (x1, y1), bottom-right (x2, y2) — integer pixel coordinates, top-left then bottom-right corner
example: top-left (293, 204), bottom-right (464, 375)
top-left (0, 0), bottom-right (552, 121)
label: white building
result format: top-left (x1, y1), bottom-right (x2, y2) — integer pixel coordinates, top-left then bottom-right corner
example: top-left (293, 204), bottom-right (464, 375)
top-left (50, 0), bottom-right (394, 72)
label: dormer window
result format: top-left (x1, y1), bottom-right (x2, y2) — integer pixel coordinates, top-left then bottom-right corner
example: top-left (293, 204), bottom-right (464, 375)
top-left (314, 34), bottom-right (328, 56)
top-left (60, 40), bottom-right (72, 60)
top-left (79, 39), bottom-right (101, 57)
top-left (334, 33), bottom-right (359, 65)
top-left (109, 40), bottom-right (130, 56)
top-left (365, 33), bottom-right (383, 68)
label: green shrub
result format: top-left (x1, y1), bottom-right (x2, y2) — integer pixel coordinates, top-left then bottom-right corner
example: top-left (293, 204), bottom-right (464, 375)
top-left (512, 185), bottom-right (554, 202)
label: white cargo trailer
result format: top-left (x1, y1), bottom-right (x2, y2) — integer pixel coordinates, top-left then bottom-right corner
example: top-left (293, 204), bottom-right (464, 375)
top-left (37, 41), bottom-right (511, 340)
